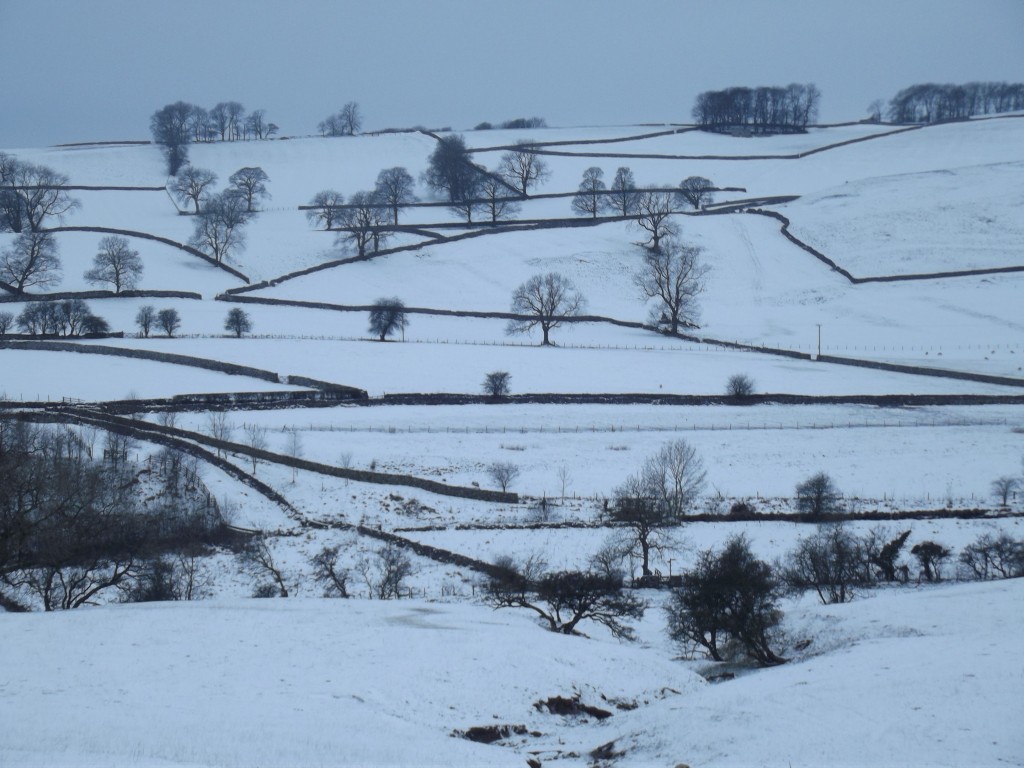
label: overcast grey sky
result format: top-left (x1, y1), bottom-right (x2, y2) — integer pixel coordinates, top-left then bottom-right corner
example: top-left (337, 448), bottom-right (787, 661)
top-left (0, 0), bottom-right (1021, 147)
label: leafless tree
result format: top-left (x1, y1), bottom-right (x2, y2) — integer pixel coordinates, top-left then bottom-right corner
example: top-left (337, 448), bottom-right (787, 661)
top-left (374, 167), bottom-right (418, 225)
top-left (991, 476), bottom-right (1019, 507)
top-left (0, 311), bottom-right (13, 336)
top-left (5, 161), bottom-right (80, 232)
top-left (1, 231), bottom-right (61, 292)
top-left (284, 427), bottom-right (304, 483)
top-left (336, 191), bottom-right (387, 256)
top-left (422, 134), bottom-right (483, 205)
top-left (726, 374), bottom-right (756, 398)
top-left (224, 307), bottom-right (252, 338)
top-left (368, 297), bottom-right (408, 341)
top-left (135, 305), bottom-right (156, 337)
top-left (310, 545), bottom-right (350, 597)
top-left (488, 462), bottom-right (520, 492)
top-left (557, 466), bottom-right (572, 500)
top-left (482, 371), bottom-right (511, 398)
top-left (958, 533), bottom-right (1024, 580)
top-left (305, 190), bottom-right (345, 229)
top-left (339, 102), bottom-right (362, 135)
top-left (240, 535), bottom-right (289, 597)
top-left (189, 191), bottom-right (250, 263)
top-left (171, 166), bottom-right (218, 214)
top-left (612, 440), bottom-right (705, 577)
top-left (571, 167), bottom-right (606, 218)
top-left (156, 308), bottom-right (180, 337)
top-left (608, 166), bottom-right (638, 216)
top-left (228, 167), bottom-right (270, 212)
top-left (782, 523), bottom-right (869, 604)
top-left (485, 555), bottom-right (646, 640)
top-left (205, 412), bottom-right (234, 457)
top-left (911, 541), bottom-right (951, 582)
top-left (506, 272), bottom-right (586, 346)
top-left (84, 235), bottom-right (143, 293)
top-left (243, 424), bottom-right (268, 474)
top-left (795, 472), bottom-right (843, 517)
top-left (633, 239), bottom-right (708, 333)
top-left (676, 176), bottom-right (715, 210)
top-left (478, 175), bottom-right (521, 222)
top-left (632, 188), bottom-right (678, 249)
top-left (358, 543), bottom-right (414, 599)
top-left (497, 142), bottom-right (550, 195)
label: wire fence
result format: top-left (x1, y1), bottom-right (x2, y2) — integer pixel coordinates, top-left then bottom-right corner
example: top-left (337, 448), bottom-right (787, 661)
top-left (291, 417), bottom-right (1011, 436)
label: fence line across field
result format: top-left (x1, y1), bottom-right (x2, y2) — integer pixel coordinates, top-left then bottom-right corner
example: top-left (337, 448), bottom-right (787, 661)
top-left (291, 417), bottom-right (1009, 436)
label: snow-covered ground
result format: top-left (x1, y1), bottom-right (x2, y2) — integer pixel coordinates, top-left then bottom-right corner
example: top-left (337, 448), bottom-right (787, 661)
top-left (1, 580), bottom-right (1020, 767)
top-left (3, 117), bottom-right (1024, 768)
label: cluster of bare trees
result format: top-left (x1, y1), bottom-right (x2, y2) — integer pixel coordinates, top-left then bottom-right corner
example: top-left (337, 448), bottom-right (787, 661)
top-left (0, 153), bottom-right (80, 235)
top-left (135, 305), bottom-right (180, 337)
top-left (150, 101), bottom-right (279, 174)
top-left (168, 165), bottom-right (268, 263)
top-left (692, 83), bottom-right (821, 133)
top-left (887, 81), bottom-right (1024, 124)
top-left (474, 116), bottom-right (547, 130)
top-left (0, 421), bottom-right (227, 611)
top-left (318, 102), bottom-right (362, 136)
top-left (13, 298), bottom-right (109, 336)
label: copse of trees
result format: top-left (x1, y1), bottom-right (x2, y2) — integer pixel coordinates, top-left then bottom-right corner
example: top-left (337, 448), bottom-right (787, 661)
top-left (318, 102), bottom-right (362, 136)
top-left (151, 101), bottom-right (278, 174)
top-left (887, 81), bottom-right (1024, 124)
top-left (16, 299), bottom-right (109, 336)
top-left (692, 83), bottom-right (820, 133)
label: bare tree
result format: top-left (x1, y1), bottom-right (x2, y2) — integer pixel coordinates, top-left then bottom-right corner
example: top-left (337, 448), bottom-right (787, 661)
top-left (0, 311), bottom-right (13, 336)
top-left (726, 374), bottom-right (755, 398)
top-left (224, 307), bottom-right (252, 337)
top-left (368, 297), bottom-right (408, 341)
top-left (677, 176), bottom-right (715, 210)
top-left (6, 161), bottom-right (80, 232)
top-left (240, 535), bottom-right (289, 597)
top-left (242, 424), bottom-right (268, 474)
top-left (479, 175), bottom-right (521, 222)
top-left (284, 428), bottom-right (303, 483)
top-left (305, 190), bottom-right (345, 230)
top-left (135, 305), bottom-right (156, 337)
top-left (612, 440), bottom-right (705, 577)
top-left (422, 134), bottom-right (483, 205)
top-left (157, 308), bottom-right (180, 337)
top-left (485, 555), bottom-right (647, 640)
top-left (782, 523), bottom-right (869, 604)
top-left (84, 235), bottom-right (142, 293)
top-left (339, 102), bottom-right (362, 135)
top-left (205, 412), bottom-right (234, 457)
top-left (483, 371), bottom-right (511, 398)
top-left (228, 167), bottom-right (270, 212)
top-left (506, 272), bottom-right (586, 346)
top-left (606, 166), bottom-right (639, 216)
top-left (958, 533), bottom-right (1024, 580)
top-left (336, 191), bottom-right (389, 256)
top-left (795, 472), bottom-right (843, 517)
top-left (358, 543), bottom-right (414, 599)
top-left (374, 167), bottom-right (418, 225)
top-left (912, 541), bottom-right (951, 582)
top-left (497, 142), bottom-right (550, 195)
top-left (632, 188), bottom-right (677, 249)
top-left (488, 462), bottom-right (520, 492)
top-left (1, 231), bottom-right (61, 292)
top-left (557, 466), bottom-right (572, 500)
top-left (189, 191), bottom-right (250, 263)
top-left (171, 166), bottom-right (218, 214)
top-left (633, 239), bottom-right (708, 334)
top-left (571, 167), bottom-right (606, 218)
top-left (991, 476), bottom-right (1019, 507)
top-left (310, 545), bottom-right (350, 597)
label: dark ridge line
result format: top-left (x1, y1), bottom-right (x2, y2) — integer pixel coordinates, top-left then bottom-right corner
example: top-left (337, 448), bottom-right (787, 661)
top-left (52, 140), bottom-right (152, 147)
top-left (42, 226), bottom-right (250, 283)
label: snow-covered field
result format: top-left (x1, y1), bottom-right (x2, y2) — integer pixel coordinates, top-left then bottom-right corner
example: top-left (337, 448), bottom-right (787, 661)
top-left (3, 116), bottom-right (1023, 767)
